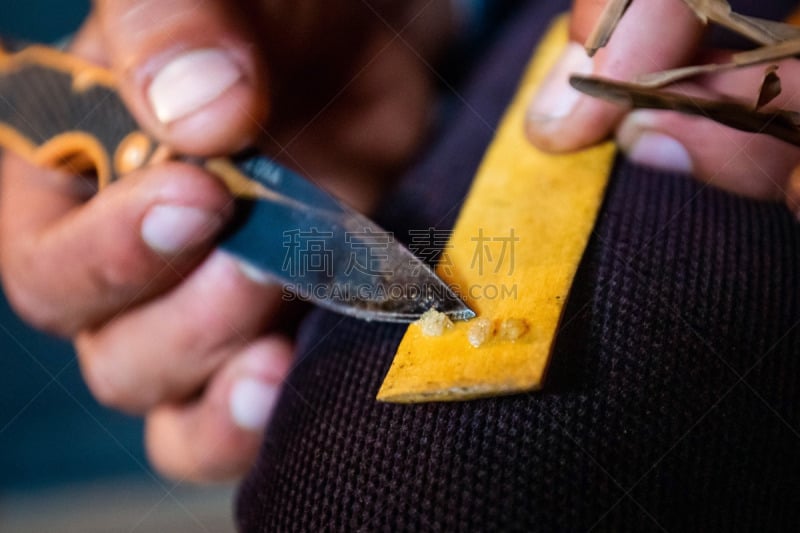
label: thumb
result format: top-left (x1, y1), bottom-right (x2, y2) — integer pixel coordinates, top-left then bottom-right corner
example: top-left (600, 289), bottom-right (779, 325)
top-left (94, 0), bottom-right (268, 156)
top-left (525, 0), bottom-right (704, 152)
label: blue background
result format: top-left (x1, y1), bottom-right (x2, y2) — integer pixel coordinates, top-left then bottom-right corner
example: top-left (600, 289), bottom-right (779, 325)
top-left (0, 0), bottom-right (150, 493)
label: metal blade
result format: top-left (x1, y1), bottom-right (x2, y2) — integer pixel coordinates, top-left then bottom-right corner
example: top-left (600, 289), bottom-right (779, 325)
top-left (214, 154), bottom-right (475, 323)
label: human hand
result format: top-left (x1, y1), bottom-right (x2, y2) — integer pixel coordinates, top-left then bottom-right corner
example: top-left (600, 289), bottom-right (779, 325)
top-left (526, 0), bottom-right (800, 201)
top-left (0, 0), bottom-right (451, 481)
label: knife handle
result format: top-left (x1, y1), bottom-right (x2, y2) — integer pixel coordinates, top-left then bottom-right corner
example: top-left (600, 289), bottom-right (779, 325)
top-left (0, 41), bottom-right (166, 187)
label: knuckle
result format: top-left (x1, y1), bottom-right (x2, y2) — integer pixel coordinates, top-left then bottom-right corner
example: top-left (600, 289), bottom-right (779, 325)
top-left (145, 409), bottom-right (258, 482)
top-left (79, 357), bottom-right (127, 411)
top-left (145, 439), bottom-right (196, 483)
top-left (2, 274), bottom-right (76, 336)
top-left (144, 413), bottom-right (194, 482)
top-left (90, 253), bottom-right (147, 295)
top-left (77, 336), bottom-right (154, 413)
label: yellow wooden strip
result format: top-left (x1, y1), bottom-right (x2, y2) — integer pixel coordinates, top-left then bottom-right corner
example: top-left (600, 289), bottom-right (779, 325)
top-left (377, 16), bottom-right (616, 403)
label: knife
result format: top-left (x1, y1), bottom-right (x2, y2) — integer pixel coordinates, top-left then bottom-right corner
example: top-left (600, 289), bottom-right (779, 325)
top-left (0, 42), bottom-right (475, 323)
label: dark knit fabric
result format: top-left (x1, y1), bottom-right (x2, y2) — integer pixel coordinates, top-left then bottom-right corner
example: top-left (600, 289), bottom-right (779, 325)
top-left (237, 1), bottom-right (800, 531)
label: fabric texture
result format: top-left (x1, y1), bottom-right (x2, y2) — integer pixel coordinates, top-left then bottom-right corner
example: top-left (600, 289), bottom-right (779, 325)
top-left (238, 1), bottom-right (800, 530)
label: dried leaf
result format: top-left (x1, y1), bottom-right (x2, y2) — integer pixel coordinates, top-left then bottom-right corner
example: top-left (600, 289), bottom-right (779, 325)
top-left (636, 38), bottom-right (800, 88)
top-left (574, 0), bottom-right (800, 146)
top-left (570, 74), bottom-right (800, 146)
top-left (635, 63), bottom-right (733, 87)
top-left (680, 0), bottom-right (730, 25)
top-left (755, 65), bottom-right (781, 110)
top-left (681, 0), bottom-right (780, 45)
top-left (713, 13), bottom-right (778, 45)
top-left (733, 15), bottom-right (800, 42)
top-left (590, 4), bottom-right (794, 59)
top-left (733, 37), bottom-right (800, 65)
top-left (584, 0), bottom-right (632, 56)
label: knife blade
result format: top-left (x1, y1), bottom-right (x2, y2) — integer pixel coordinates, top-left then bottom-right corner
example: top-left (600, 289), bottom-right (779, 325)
top-left (0, 42), bottom-right (474, 323)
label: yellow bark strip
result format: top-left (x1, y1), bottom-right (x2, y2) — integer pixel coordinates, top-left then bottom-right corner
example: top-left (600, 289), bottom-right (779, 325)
top-left (377, 17), bottom-right (616, 403)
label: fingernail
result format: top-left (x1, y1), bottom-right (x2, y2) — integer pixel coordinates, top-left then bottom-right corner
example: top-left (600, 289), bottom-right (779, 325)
top-left (527, 42), bottom-right (593, 127)
top-left (148, 49), bottom-right (242, 124)
top-left (229, 378), bottom-right (279, 431)
top-left (235, 258), bottom-right (275, 286)
top-left (141, 205), bottom-right (223, 254)
top-left (624, 131), bottom-right (693, 173)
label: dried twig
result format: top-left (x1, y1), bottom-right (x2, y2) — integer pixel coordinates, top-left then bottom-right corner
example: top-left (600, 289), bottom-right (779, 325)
top-left (635, 63), bottom-right (734, 88)
top-left (733, 37), bottom-right (800, 66)
top-left (570, 74), bottom-right (800, 146)
top-left (635, 38), bottom-right (800, 88)
top-left (584, 0), bottom-right (632, 56)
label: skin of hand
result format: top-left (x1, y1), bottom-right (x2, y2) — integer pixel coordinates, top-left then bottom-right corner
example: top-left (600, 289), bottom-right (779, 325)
top-left (0, 0), bottom-right (453, 482)
top-left (526, 0), bottom-right (800, 202)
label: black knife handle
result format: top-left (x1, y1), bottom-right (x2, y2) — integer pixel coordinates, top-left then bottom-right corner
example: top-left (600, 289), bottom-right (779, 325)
top-left (0, 42), bottom-right (162, 187)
